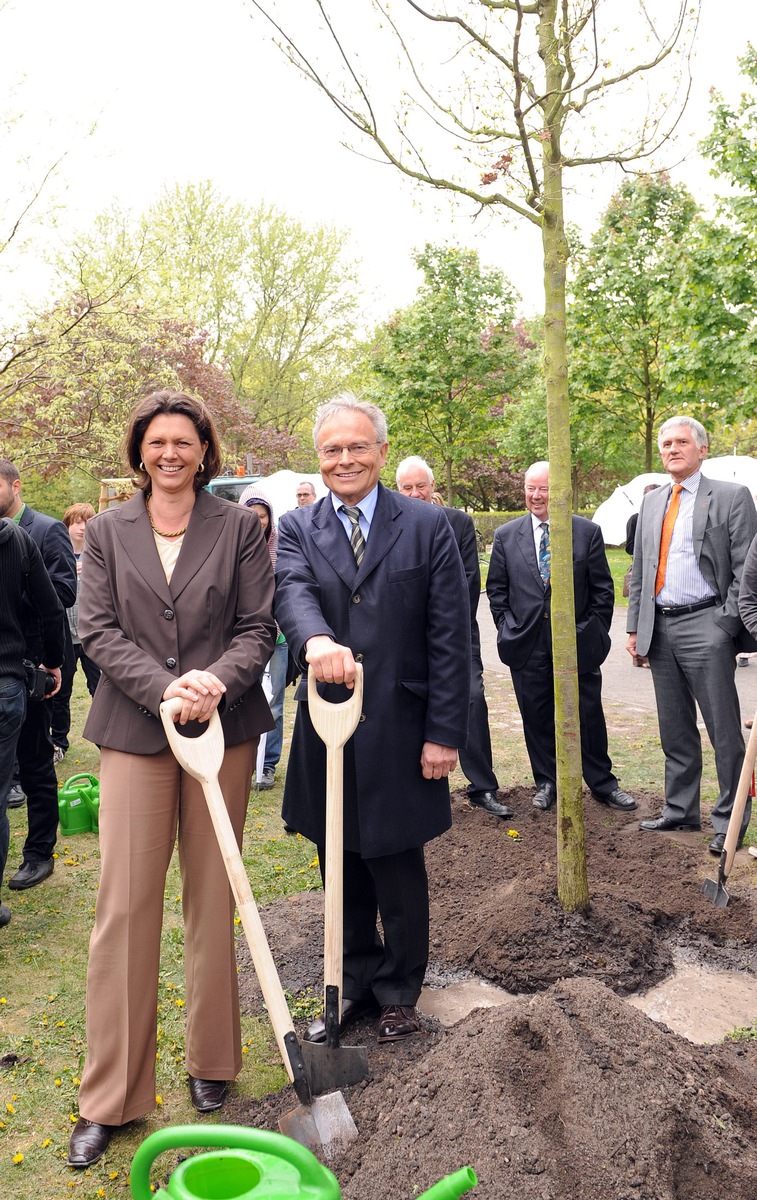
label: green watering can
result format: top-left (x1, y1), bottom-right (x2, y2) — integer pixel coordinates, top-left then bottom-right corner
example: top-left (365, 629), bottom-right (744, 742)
top-left (130, 1125), bottom-right (477, 1200)
top-left (58, 773), bottom-right (100, 835)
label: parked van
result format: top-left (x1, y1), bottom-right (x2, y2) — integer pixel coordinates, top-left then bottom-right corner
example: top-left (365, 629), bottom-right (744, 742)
top-left (206, 474), bottom-right (261, 504)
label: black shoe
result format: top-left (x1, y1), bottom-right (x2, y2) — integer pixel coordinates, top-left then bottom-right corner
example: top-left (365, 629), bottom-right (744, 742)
top-left (8, 858), bottom-right (54, 890)
top-left (305, 996), bottom-right (379, 1044)
top-left (6, 784), bottom-right (25, 809)
top-left (468, 791), bottom-right (513, 818)
top-left (709, 832), bottom-right (745, 855)
top-left (68, 1118), bottom-right (116, 1168)
top-left (188, 1076), bottom-right (229, 1113)
top-left (532, 784), bottom-right (556, 811)
top-left (0, 905), bottom-right (10, 928)
top-left (639, 816), bottom-right (701, 833)
top-left (593, 788), bottom-right (637, 812)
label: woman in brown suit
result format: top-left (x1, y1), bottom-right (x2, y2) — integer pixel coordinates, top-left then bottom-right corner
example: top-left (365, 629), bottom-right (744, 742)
top-left (68, 391), bottom-right (276, 1169)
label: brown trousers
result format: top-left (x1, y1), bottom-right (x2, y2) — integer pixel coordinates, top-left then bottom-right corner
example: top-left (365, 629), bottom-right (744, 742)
top-left (77, 740), bottom-right (255, 1126)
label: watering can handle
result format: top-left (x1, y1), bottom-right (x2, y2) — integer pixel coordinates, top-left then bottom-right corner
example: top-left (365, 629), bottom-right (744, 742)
top-left (130, 1124), bottom-right (341, 1200)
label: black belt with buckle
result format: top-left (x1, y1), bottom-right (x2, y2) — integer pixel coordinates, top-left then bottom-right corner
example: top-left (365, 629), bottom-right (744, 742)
top-left (656, 597), bottom-right (717, 617)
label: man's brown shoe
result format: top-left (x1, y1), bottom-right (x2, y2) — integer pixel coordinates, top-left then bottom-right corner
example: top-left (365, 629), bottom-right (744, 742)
top-left (188, 1076), bottom-right (229, 1113)
top-left (377, 1005), bottom-right (420, 1043)
top-left (305, 996), bottom-right (378, 1044)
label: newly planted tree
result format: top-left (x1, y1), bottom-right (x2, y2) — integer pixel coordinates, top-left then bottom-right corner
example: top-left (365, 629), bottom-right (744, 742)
top-left (251, 0), bottom-right (697, 911)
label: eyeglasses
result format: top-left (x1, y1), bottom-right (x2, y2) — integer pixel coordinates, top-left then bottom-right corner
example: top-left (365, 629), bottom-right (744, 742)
top-left (316, 441), bottom-right (380, 461)
top-left (296, 492), bottom-right (313, 498)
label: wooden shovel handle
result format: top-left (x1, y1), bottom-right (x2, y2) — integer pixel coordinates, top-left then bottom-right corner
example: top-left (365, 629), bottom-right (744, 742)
top-left (159, 699), bottom-right (297, 1082)
top-left (722, 706), bottom-right (757, 876)
top-left (306, 665), bottom-right (364, 1016)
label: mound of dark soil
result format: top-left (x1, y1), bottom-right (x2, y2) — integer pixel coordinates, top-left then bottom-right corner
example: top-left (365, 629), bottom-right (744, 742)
top-left (228, 787), bottom-right (757, 1199)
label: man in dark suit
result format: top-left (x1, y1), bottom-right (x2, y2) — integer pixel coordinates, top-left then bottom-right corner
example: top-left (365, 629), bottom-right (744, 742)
top-left (627, 416), bottom-right (757, 854)
top-left (395, 455), bottom-right (509, 818)
top-left (0, 460), bottom-right (76, 890)
top-left (275, 396), bottom-right (470, 1044)
top-left (487, 461), bottom-right (635, 813)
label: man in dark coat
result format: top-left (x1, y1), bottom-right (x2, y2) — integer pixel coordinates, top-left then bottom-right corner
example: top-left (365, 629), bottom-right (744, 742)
top-left (395, 455), bottom-right (509, 818)
top-left (487, 461), bottom-right (635, 814)
top-left (275, 395), bottom-right (470, 1044)
top-left (0, 519), bottom-right (65, 925)
top-left (0, 459), bottom-right (76, 890)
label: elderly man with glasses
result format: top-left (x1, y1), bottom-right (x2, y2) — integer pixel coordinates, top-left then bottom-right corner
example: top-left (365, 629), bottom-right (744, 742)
top-left (274, 393), bottom-right (470, 1046)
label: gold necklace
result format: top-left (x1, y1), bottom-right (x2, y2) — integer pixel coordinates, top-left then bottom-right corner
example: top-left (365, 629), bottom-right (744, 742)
top-left (146, 495), bottom-right (190, 538)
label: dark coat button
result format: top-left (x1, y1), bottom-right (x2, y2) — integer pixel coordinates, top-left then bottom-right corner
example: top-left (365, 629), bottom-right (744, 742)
top-left (166, 657), bottom-right (177, 668)
top-left (355, 653), bottom-right (364, 662)
top-left (352, 594), bottom-right (361, 604)
top-left (359, 713), bottom-right (366, 722)
top-left (163, 608), bottom-right (174, 620)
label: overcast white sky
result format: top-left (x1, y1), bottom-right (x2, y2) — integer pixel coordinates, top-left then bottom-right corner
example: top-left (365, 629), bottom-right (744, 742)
top-left (3, 0), bottom-right (757, 326)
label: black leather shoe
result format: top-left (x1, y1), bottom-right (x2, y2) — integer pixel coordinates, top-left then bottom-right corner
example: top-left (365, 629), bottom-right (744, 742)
top-left (639, 816), bottom-right (701, 833)
top-left (468, 791), bottom-right (513, 818)
top-left (189, 1076), bottom-right (229, 1113)
top-left (68, 1118), bottom-right (116, 1168)
top-left (0, 905), bottom-right (10, 928)
top-left (305, 995), bottom-right (379, 1044)
top-left (593, 788), bottom-right (637, 812)
top-left (532, 783), bottom-right (556, 811)
top-left (6, 784), bottom-right (25, 809)
top-left (8, 857), bottom-right (54, 890)
top-left (377, 1005), bottom-right (420, 1043)
top-left (709, 832), bottom-right (745, 855)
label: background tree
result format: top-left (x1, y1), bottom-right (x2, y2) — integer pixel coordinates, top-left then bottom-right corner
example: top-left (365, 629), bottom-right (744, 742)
top-left (568, 173), bottom-right (699, 473)
top-left (58, 183), bottom-right (362, 438)
top-left (251, 0), bottom-right (698, 910)
top-left (362, 243), bottom-right (522, 502)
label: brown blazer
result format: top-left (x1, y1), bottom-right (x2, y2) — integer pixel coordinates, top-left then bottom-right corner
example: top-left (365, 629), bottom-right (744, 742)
top-left (78, 489), bottom-right (276, 754)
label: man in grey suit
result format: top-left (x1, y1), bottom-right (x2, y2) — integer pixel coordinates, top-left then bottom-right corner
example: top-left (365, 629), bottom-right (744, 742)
top-left (626, 416), bottom-right (757, 854)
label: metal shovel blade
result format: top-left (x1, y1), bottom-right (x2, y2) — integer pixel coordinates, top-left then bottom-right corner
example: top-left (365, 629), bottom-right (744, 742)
top-left (702, 854), bottom-right (730, 908)
top-left (280, 1091), bottom-right (359, 1162)
top-left (300, 1037), bottom-right (370, 1095)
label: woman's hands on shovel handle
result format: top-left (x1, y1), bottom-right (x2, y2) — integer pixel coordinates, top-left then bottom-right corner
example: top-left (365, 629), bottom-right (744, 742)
top-left (163, 669), bottom-right (226, 724)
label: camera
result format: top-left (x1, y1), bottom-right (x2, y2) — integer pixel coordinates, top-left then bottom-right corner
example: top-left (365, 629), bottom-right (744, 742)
top-left (23, 660), bottom-right (56, 702)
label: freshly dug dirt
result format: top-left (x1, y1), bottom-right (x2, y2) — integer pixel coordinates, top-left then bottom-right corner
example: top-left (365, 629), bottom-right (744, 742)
top-left (228, 787), bottom-right (757, 1199)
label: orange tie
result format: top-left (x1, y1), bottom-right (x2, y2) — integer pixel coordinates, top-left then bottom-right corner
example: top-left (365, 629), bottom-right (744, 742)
top-left (655, 483), bottom-right (683, 596)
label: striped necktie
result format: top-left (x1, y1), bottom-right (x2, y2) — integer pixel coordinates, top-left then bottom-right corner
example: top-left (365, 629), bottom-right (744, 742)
top-left (538, 522), bottom-right (550, 585)
top-left (340, 505), bottom-right (365, 566)
top-left (655, 484), bottom-right (683, 596)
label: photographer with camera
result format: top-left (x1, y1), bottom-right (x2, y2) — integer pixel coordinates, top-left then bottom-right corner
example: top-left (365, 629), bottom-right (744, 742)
top-left (0, 460), bottom-right (75, 892)
top-left (0, 517), bottom-right (65, 925)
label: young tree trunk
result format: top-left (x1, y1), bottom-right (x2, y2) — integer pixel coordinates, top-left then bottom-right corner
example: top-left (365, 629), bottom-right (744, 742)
top-left (539, 0), bottom-right (589, 914)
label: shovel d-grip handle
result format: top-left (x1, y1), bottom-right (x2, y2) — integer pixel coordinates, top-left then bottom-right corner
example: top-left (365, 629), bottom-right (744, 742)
top-left (129, 1124), bottom-right (341, 1200)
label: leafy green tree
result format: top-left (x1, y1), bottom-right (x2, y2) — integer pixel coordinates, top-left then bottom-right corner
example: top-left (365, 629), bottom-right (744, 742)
top-left (568, 173), bottom-right (699, 473)
top-left (58, 183), bottom-right (361, 437)
top-left (363, 244), bottom-right (522, 503)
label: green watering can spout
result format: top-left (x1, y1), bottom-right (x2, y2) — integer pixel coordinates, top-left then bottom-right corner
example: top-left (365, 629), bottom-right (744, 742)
top-left (416, 1166), bottom-right (478, 1199)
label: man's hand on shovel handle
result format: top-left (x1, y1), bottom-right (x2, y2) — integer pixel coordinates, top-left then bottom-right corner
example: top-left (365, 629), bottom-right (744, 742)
top-left (305, 636), bottom-right (357, 688)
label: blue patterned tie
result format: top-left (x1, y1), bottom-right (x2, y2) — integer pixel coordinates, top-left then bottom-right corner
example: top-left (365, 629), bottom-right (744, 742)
top-left (340, 505), bottom-right (365, 566)
top-left (538, 522), bottom-right (550, 585)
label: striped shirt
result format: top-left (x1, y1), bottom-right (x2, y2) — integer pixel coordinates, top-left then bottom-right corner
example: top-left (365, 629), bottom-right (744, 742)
top-left (656, 471), bottom-right (716, 607)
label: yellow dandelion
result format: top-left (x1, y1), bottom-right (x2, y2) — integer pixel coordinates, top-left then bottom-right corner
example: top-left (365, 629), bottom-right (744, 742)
top-left (507, 829), bottom-right (520, 839)
top-left (234, 916), bottom-right (241, 925)
top-left (97, 1187), bottom-right (106, 1196)
top-left (176, 999), bottom-right (185, 1008)
top-left (42, 1138), bottom-right (52, 1148)
top-left (56, 1021), bottom-right (66, 1027)
top-left (6, 1103), bottom-right (15, 1114)
top-left (55, 1078), bottom-right (62, 1086)
top-left (69, 1112), bottom-right (78, 1122)
top-left (0, 997), bottom-right (6, 1004)
top-left (72, 1077), bottom-right (81, 1085)
top-left (109, 1170), bottom-right (119, 1179)
top-left (155, 1095), bottom-right (163, 1105)
top-left (0, 1122), bottom-right (5, 1129)
top-left (12, 1153), bottom-right (23, 1164)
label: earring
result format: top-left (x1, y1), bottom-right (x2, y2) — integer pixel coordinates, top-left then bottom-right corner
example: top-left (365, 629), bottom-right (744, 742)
top-left (197, 460), bottom-right (204, 474)
top-left (139, 461), bottom-right (145, 471)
